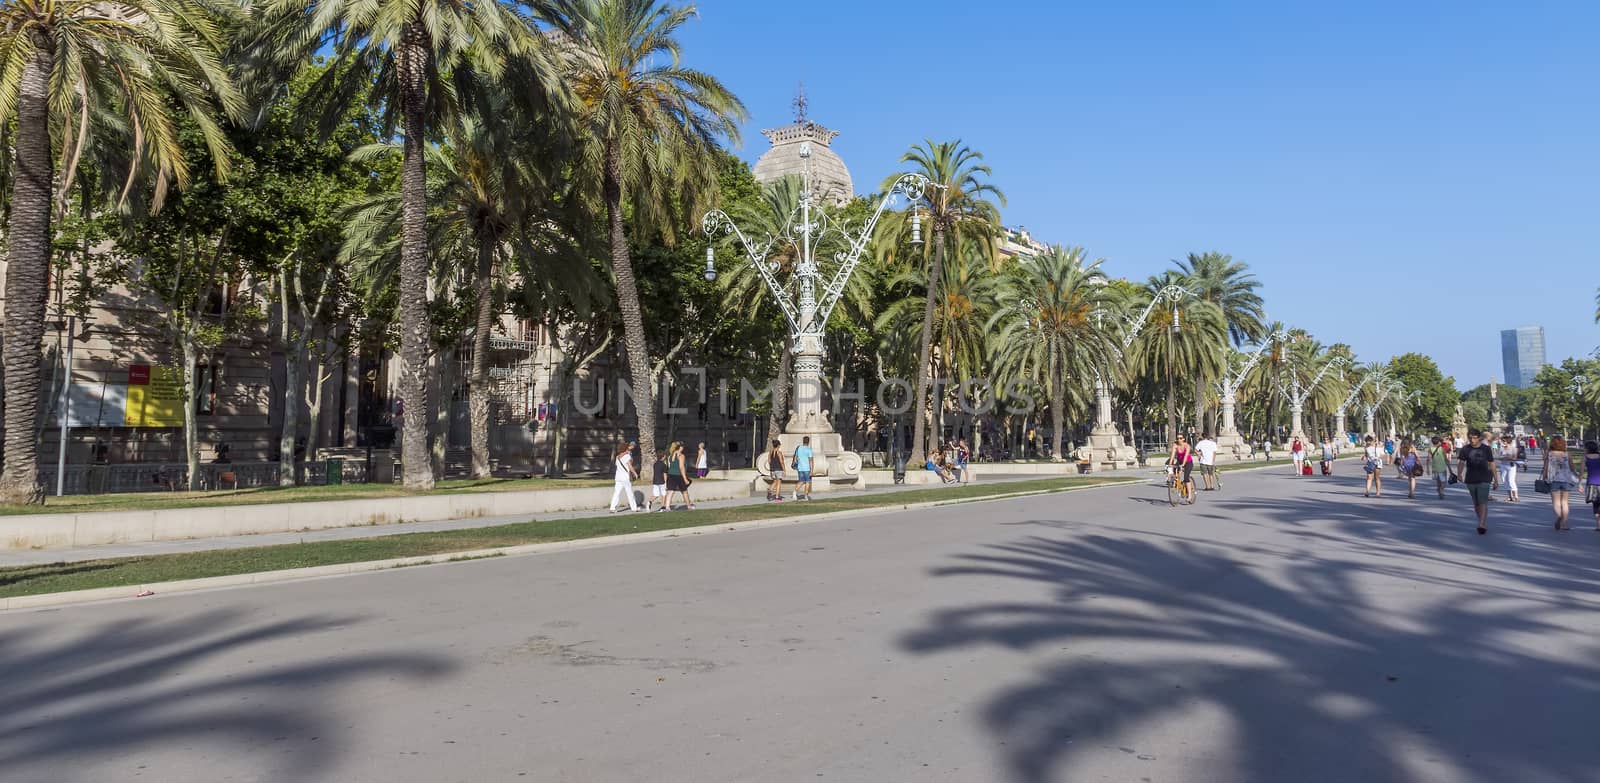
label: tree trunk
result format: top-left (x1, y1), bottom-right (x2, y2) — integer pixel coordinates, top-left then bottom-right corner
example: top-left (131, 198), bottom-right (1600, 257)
top-left (910, 227), bottom-right (944, 464)
top-left (1166, 366), bottom-right (1178, 447)
top-left (305, 334), bottom-right (332, 458)
top-left (0, 39), bottom-right (55, 505)
top-left (429, 346), bottom-right (455, 478)
top-left (603, 142), bottom-right (656, 461)
top-left (766, 345), bottom-right (792, 446)
top-left (396, 19), bottom-right (435, 489)
top-left (469, 240), bottom-right (495, 478)
top-left (182, 335), bottom-right (201, 491)
top-left (1193, 375), bottom-right (1205, 439)
top-left (280, 342), bottom-right (303, 486)
top-left (1049, 385), bottom-right (1066, 464)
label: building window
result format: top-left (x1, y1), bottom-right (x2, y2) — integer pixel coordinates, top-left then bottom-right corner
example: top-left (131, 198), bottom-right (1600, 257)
top-left (196, 361), bottom-right (217, 415)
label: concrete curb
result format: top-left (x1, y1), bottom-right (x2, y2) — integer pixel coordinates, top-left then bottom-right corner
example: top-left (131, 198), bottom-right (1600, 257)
top-left (0, 477), bottom-right (1145, 613)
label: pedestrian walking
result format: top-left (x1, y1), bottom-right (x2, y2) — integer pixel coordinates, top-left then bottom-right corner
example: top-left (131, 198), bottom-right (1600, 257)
top-left (1496, 434), bottom-right (1521, 502)
top-left (695, 442), bottom-right (709, 479)
top-left (609, 441), bottom-right (640, 513)
top-left (1427, 436), bottom-right (1449, 499)
top-left (1540, 435), bottom-right (1577, 530)
top-left (1383, 436), bottom-right (1396, 466)
top-left (766, 439), bottom-right (786, 502)
top-left (647, 451), bottom-right (668, 512)
top-left (1362, 435), bottom-right (1383, 498)
top-left (1456, 429), bottom-right (1495, 534)
top-left (1583, 441), bottom-right (1600, 531)
top-left (1399, 440), bottom-right (1423, 498)
top-left (1320, 440), bottom-right (1336, 475)
top-left (1263, 438), bottom-right (1273, 462)
top-left (1291, 436), bottom-right (1306, 476)
top-left (792, 436), bottom-right (814, 501)
top-left (1195, 432), bottom-right (1219, 490)
top-left (956, 439), bottom-right (971, 484)
top-left (665, 441), bottom-right (694, 510)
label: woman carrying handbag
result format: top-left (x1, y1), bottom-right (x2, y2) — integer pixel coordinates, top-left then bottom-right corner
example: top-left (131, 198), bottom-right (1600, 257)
top-left (1540, 436), bottom-right (1577, 530)
top-left (1583, 441), bottom-right (1600, 531)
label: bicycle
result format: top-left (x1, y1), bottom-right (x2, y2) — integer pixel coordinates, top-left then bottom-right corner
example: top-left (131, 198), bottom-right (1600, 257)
top-left (1166, 466), bottom-right (1196, 506)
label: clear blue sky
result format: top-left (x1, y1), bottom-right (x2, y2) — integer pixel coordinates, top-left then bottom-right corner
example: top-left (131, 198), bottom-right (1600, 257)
top-left (678, 0), bottom-right (1599, 388)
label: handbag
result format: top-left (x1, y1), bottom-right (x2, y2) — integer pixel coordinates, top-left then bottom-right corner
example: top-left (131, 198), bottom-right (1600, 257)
top-left (1534, 479), bottom-right (1551, 494)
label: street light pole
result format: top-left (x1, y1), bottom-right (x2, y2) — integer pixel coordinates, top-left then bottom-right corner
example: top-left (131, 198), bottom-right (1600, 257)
top-left (1087, 285), bottom-right (1194, 469)
top-left (702, 145), bottom-right (927, 484)
top-left (1214, 329), bottom-right (1285, 459)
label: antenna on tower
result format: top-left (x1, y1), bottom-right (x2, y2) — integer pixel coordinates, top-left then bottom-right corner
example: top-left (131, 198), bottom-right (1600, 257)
top-left (793, 82), bottom-right (809, 124)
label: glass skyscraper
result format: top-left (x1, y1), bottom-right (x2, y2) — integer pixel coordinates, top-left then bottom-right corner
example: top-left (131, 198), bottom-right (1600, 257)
top-left (1500, 326), bottom-right (1546, 387)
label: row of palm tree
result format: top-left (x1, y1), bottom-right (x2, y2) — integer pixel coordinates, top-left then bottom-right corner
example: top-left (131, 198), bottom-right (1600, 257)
top-left (0, 0), bottom-right (744, 502)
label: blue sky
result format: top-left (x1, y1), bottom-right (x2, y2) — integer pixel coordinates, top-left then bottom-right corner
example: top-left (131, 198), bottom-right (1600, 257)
top-left (678, 0), bottom-right (1599, 387)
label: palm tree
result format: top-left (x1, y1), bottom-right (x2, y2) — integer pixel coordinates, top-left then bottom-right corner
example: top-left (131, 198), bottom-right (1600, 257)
top-left (0, 0), bottom-right (244, 504)
top-left (253, 0), bottom-right (563, 489)
top-left (1177, 252), bottom-right (1265, 434)
top-left (988, 246), bottom-right (1120, 461)
top-left (552, 0), bottom-right (746, 463)
top-left (876, 140), bottom-right (1004, 464)
top-left (1128, 272), bottom-right (1228, 445)
top-left (876, 237), bottom-right (1001, 451)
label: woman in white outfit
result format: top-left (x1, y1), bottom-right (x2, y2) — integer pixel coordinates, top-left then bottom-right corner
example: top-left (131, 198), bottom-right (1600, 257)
top-left (609, 441), bottom-right (640, 512)
top-left (1496, 434), bottom-right (1519, 502)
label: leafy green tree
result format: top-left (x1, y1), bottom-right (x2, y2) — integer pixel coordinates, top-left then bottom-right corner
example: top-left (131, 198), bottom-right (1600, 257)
top-left (1530, 358), bottom-right (1600, 437)
top-left (0, 0), bottom-right (243, 504)
top-left (553, 0), bottom-right (746, 463)
top-left (988, 246), bottom-right (1120, 461)
top-left (1385, 353), bottom-right (1458, 433)
top-left (875, 140), bottom-right (1004, 464)
top-left (253, 0), bottom-right (564, 489)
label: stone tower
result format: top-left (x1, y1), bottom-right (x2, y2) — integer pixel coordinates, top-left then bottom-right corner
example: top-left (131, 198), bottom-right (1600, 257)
top-left (752, 85), bottom-right (854, 205)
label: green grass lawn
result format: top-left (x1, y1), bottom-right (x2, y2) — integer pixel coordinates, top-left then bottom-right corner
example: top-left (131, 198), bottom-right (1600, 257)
top-left (0, 475), bottom-right (613, 517)
top-left (0, 475), bottom-right (1134, 599)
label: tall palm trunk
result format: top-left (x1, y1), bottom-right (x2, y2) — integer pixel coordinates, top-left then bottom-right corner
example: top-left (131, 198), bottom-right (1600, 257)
top-left (910, 226), bottom-right (945, 463)
top-left (395, 19), bottom-right (434, 489)
top-left (0, 39), bottom-right (55, 506)
top-left (469, 240), bottom-right (495, 478)
top-left (603, 142), bottom-right (656, 461)
top-left (1166, 358), bottom-right (1178, 446)
top-left (1193, 376), bottom-right (1206, 439)
top-left (1048, 354), bottom-right (1065, 461)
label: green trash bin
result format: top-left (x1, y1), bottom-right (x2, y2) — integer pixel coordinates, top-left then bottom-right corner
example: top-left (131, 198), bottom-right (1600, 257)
top-left (325, 458), bottom-right (344, 485)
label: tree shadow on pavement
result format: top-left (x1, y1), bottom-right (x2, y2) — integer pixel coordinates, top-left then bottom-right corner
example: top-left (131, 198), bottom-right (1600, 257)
top-left (899, 476), bottom-right (1600, 783)
top-left (0, 608), bottom-right (456, 781)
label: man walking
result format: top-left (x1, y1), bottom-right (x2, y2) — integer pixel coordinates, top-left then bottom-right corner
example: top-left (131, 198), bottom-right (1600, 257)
top-left (1456, 429), bottom-right (1496, 534)
top-left (1194, 432), bottom-right (1219, 490)
top-left (792, 436), bottom-right (814, 501)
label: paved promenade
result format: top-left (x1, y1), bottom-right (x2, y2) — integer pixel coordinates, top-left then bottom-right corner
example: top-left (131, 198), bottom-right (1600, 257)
top-left (3, 466), bottom-right (1595, 782)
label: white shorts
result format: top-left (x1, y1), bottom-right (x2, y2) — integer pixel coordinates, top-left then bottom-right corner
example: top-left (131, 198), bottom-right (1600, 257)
top-left (1292, 451), bottom-right (1305, 461)
top-left (651, 485), bottom-right (667, 497)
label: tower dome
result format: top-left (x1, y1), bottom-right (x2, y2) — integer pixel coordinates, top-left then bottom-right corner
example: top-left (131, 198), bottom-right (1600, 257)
top-left (751, 88), bottom-right (854, 205)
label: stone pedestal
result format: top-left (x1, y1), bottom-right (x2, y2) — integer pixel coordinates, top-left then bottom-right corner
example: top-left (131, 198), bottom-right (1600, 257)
top-left (757, 338), bottom-right (864, 488)
top-left (1080, 380), bottom-right (1138, 471)
top-left (1215, 389), bottom-right (1249, 461)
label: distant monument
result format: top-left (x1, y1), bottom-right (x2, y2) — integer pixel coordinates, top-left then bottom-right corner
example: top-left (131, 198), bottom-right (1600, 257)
top-left (752, 84), bottom-right (855, 205)
top-left (1487, 375), bottom-right (1508, 437)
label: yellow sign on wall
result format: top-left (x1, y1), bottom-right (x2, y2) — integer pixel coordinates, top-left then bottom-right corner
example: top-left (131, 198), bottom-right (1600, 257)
top-left (124, 365), bottom-right (186, 427)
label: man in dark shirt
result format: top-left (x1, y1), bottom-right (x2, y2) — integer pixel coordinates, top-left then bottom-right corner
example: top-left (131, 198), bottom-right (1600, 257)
top-left (1456, 429), bottom-right (1496, 534)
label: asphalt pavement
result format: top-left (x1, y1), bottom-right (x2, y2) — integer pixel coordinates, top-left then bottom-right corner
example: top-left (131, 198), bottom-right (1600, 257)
top-left (3, 466), bottom-right (1597, 783)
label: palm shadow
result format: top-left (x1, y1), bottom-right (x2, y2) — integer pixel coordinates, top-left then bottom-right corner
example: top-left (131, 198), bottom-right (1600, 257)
top-left (899, 483), bottom-right (1600, 782)
top-left (0, 608), bottom-right (455, 781)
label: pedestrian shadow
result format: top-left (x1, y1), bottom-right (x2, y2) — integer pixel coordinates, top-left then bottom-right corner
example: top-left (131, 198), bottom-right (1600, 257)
top-left (0, 608), bottom-right (456, 781)
top-left (898, 489), bottom-right (1600, 782)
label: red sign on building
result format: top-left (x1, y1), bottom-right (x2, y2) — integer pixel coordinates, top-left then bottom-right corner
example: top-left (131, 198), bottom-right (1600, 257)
top-left (128, 364), bottom-right (151, 385)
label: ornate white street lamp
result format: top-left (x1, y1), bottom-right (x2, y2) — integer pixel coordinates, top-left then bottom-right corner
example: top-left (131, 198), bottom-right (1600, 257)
top-left (702, 144), bottom-right (927, 482)
top-left (1276, 355), bottom-right (1350, 441)
top-left (1213, 329), bottom-right (1284, 459)
top-left (1085, 284), bottom-right (1194, 469)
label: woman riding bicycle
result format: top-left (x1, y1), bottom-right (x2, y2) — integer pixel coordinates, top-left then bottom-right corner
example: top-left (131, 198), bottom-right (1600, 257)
top-left (1168, 434), bottom-right (1197, 499)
